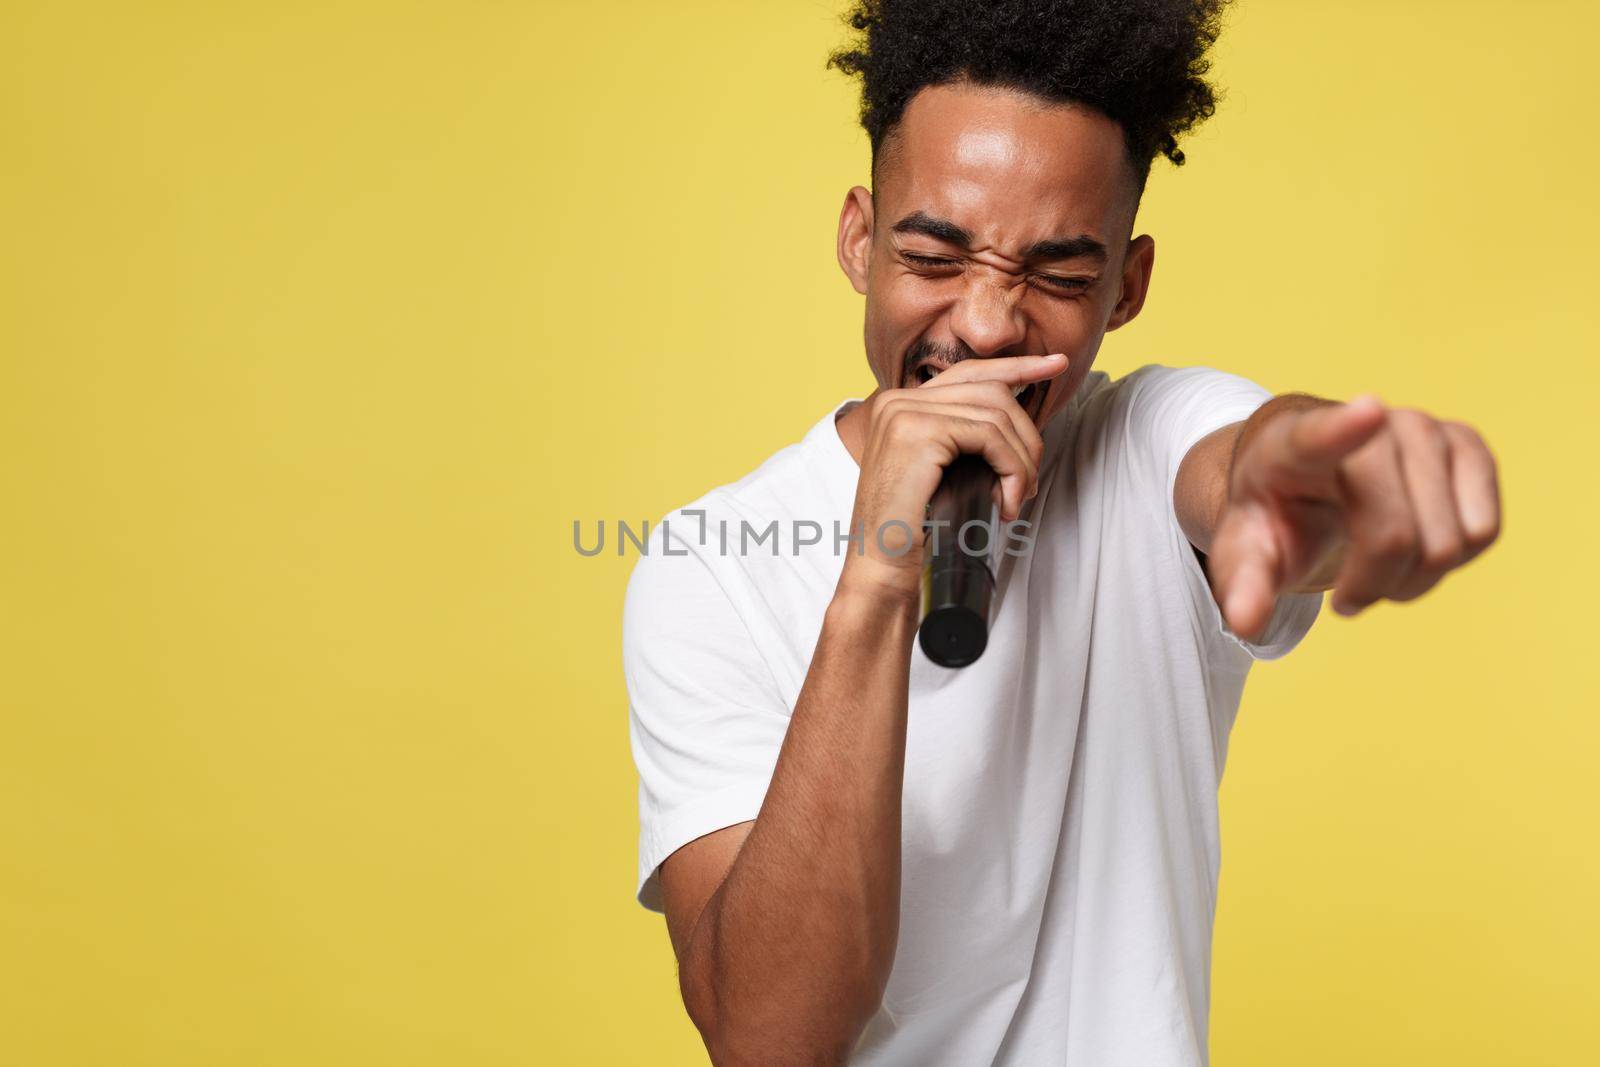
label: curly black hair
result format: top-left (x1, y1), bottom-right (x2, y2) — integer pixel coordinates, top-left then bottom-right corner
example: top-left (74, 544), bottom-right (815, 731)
top-left (828, 0), bottom-right (1229, 191)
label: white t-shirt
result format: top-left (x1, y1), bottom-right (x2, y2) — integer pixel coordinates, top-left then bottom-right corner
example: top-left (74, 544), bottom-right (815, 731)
top-left (623, 364), bottom-right (1322, 1066)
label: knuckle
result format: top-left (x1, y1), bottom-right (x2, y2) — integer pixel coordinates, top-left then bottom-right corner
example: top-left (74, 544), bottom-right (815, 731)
top-left (1428, 423), bottom-right (1452, 458)
top-left (1340, 435), bottom-right (1390, 473)
top-left (1389, 406), bottom-right (1428, 428)
top-left (1366, 521), bottom-right (1418, 562)
top-left (1418, 536), bottom-right (1465, 571)
top-left (1443, 419), bottom-right (1488, 451)
top-left (1401, 410), bottom-right (1451, 453)
top-left (980, 381), bottom-right (1010, 405)
top-left (872, 390), bottom-right (906, 419)
top-left (882, 406), bottom-right (920, 441)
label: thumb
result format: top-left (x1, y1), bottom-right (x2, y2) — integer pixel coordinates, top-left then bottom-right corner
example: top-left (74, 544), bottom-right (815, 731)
top-left (1279, 394), bottom-right (1387, 472)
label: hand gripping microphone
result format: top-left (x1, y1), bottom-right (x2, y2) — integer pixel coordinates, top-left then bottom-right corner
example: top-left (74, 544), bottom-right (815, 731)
top-left (917, 453), bottom-right (998, 668)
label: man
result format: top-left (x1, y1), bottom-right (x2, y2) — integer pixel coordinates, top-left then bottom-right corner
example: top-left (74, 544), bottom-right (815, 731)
top-left (623, 1), bottom-right (1501, 1063)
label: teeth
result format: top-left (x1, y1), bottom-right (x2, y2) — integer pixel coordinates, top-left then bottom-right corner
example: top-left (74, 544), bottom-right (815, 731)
top-left (1013, 384), bottom-right (1028, 399)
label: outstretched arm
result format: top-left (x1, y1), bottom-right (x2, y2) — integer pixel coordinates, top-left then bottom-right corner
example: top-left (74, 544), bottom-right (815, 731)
top-left (1174, 392), bottom-right (1502, 641)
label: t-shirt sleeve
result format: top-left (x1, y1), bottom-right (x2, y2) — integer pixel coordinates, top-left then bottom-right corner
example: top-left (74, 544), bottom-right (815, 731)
top-left (1122, 363), bottom-right (1322, 661)
top-left (622, 519), bottom-right (792, 912)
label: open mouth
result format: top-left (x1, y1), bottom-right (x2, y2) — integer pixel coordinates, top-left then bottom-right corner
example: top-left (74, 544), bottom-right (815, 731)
top-left (1013, 381), bottom-right (1043, 420)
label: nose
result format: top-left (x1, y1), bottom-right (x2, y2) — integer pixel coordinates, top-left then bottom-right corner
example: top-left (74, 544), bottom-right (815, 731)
top-left (948, 270), bottom-right (1028, 357)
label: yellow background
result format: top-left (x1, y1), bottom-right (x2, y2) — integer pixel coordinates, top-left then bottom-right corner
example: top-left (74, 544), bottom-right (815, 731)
top-left (4, 1), bottom-right (1596, 1063)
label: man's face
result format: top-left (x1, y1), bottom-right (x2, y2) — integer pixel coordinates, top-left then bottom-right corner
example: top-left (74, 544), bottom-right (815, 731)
top-left (837, 81), bottom-right (1154, 429)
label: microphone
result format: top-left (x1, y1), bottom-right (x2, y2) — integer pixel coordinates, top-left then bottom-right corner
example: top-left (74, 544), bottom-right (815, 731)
top-left (918, 453), bottom-right (998, 668)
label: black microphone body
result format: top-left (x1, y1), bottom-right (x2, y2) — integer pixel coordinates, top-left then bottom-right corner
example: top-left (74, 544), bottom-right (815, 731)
top-left (918, 453), bottom-right (998, 668)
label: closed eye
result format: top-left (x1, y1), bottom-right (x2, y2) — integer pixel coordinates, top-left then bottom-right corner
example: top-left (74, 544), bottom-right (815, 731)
top-left (903, 251), bottom-right (1092, 295)
top-left (1033, 274), bottom-right (1092, 292)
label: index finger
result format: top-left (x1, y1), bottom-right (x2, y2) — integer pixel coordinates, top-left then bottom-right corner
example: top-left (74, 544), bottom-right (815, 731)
top-left (923, 353), bottom-right (1069, 388)
top-left (1280, 394), bottom-right (1387, 471)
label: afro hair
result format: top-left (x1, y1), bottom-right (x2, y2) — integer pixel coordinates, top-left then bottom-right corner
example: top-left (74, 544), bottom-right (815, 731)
top-left (829, 0), bottom-right (1230, 190)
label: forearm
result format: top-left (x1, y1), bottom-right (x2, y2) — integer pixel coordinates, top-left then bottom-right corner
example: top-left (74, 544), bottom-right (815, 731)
top-left (680, 585), bottom-right (916, 1064)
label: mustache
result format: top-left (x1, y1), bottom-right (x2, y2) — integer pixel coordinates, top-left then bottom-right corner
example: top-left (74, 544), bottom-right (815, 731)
top-left (901, 339), bottom-right (979, 383)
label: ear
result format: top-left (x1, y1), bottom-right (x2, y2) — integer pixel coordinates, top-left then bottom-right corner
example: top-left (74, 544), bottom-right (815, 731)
top-left (1106, 234), bottom-right (1154, 331)
top-left (836, 185), bottom-right (874, 295)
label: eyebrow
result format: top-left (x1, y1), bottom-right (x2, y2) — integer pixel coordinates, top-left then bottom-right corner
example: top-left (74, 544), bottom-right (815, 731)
top-left (890, 210), bottom-right (1107, 263)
